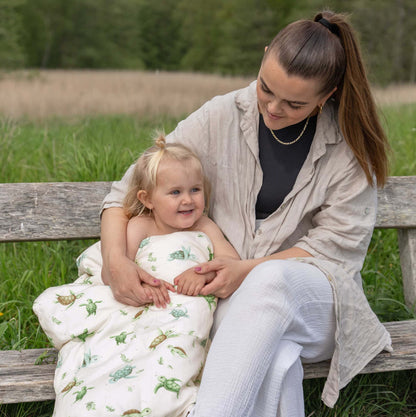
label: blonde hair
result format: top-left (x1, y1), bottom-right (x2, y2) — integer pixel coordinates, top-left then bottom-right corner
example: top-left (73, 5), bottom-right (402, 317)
top-left (123, 134), bottom-right (210, 218)
top-left (265, 10), bottom-right (390, 187)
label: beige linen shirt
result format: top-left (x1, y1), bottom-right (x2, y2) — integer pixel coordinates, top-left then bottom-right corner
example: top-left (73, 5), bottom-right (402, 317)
top-left (101, 81), bottom-right (392, 407)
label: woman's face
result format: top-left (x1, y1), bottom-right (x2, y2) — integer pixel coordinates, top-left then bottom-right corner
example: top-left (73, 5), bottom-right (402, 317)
top-left (257, 55), bottom-right (330, 130)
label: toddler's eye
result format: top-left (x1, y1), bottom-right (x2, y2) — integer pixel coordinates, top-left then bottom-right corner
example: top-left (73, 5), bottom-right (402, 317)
top-left (171, 190), bottom-right (180, 195)
top-left (191, 187), bottom-right (201, 193)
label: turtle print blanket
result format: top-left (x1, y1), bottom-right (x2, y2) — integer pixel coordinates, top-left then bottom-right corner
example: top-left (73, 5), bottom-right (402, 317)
top-left (33, 231), bottom-right (217, 417)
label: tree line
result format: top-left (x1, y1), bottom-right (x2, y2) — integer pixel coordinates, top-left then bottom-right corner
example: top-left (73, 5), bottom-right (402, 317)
top-left (1, 0), bottom-right (415, 85)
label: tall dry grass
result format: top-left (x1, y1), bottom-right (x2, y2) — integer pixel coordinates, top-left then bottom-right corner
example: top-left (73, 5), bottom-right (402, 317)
top-left (0, 70), bottom-right (252, 120)
top-left (1, 70), bottom-right (415, 120)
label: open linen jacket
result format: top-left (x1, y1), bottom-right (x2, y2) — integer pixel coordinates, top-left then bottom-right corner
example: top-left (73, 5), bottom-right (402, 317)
top-left (101, 81), bottom-right (392, 407)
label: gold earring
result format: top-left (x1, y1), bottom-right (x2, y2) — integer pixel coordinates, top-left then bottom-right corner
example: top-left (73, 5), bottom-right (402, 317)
top-left (319, 104), bottom-right (324, 114)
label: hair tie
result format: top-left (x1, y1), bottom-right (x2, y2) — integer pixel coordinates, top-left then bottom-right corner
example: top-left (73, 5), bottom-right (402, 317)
top-left (155, 134), bottom-right (167, 150)
top-left (318, 18), bottom-right (340, 37)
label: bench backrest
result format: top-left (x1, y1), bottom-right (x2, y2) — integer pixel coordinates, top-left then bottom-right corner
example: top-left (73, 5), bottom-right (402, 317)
top-left (1, 176), bottom-right (416, 306)
top-left (1, 176), bottom-right (415, 242)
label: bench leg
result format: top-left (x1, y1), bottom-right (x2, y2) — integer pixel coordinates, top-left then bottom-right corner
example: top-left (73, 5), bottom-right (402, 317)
top-left (398, 229), bottom-right (416, 310)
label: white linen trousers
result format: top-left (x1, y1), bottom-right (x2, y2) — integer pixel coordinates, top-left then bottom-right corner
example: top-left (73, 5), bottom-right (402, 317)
top-left (190, 259), bottom-right (336, 417)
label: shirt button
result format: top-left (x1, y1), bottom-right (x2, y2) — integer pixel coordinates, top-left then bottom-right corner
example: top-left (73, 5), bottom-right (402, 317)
top-left (257, 229), bottom-right (262, 235)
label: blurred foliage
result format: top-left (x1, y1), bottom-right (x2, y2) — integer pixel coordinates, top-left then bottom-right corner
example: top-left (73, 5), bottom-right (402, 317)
top-left (0, 0), bottom-right (415, 84)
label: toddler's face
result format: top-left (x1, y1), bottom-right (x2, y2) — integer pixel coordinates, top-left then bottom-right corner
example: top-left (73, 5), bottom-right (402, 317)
top-left (148, 158), bottom-right (205, 234)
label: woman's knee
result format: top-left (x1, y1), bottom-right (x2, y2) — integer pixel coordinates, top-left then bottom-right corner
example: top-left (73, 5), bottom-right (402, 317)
top-left (236, 260), bottom-right (294, 297)
top-left (236, 259), bottom-right (330, 303)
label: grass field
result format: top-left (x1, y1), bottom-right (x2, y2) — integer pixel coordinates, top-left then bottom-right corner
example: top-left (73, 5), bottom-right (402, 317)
top-left (0, 71), bottom-right (416, 416)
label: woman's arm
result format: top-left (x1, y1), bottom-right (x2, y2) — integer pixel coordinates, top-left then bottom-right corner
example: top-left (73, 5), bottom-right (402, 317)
top-left (101, 207), bottom-right (159, 306)
top-left (196, 246), bottom-right (311, 298)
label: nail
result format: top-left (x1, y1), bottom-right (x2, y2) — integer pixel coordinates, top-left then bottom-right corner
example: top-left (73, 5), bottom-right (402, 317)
top-left (195, 267), bottom-right (202, 272)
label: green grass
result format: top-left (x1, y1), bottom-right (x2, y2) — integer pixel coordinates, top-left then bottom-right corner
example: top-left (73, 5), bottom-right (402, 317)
top-left (0, 104), bottom-right (416, 416)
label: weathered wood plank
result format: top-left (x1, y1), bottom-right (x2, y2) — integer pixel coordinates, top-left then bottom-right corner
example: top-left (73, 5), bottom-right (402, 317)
top-left (0, 177), bottom-right (415, 243)
top-left (1, 321), bottom-right (415, 403)
top-left (376, 176), bottom-right (416, 228)
top-left (0, 348), bottom-right (57, 366)
top-left (0, 182), bottom-right (111, 242)
top-left (0, 349), bottom-right (57, 404)
top-left (398, 229), bottom-right (416, 309)
top-left (0, 364), bottom-right (56, 403)
top-left (303, 320), bottom-right (416, 379)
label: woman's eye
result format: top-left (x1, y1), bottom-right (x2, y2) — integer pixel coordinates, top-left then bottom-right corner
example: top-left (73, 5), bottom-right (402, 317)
top-left (261, 84), bottom-right (271, 94)
top-left (287, 102), bottom-right (302, 110)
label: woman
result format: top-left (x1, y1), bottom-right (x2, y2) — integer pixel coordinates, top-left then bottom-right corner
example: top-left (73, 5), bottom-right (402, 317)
top-left (100, 10), bottom-right (391, 416)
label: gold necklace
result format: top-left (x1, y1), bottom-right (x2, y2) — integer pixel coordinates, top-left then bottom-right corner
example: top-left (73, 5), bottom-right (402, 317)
top-left (269, 116), bottom-right (310, 145)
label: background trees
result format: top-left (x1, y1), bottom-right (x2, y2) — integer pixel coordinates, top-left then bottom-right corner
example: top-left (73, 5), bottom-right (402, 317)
top-left (1, 0), bottom-right (415, 85)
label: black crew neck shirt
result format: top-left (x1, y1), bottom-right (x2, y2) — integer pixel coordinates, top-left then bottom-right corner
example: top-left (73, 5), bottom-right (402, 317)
top-left (255, 114), bottom-right (317, 220)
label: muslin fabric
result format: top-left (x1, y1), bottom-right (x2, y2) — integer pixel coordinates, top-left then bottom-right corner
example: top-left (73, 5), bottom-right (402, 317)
top-left (189, 260), bottom-right (335, 417)
top-left (34, 232), bottom-right (216, 417)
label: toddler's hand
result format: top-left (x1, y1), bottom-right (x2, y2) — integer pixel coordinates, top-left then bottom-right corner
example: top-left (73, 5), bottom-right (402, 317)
top-left (174, 269), bottom-right (208, 296)
top-left (142, 280), bottom-right (173, 308)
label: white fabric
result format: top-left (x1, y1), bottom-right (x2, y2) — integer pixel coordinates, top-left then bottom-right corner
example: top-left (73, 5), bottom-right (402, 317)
top-left (33, 231), bottom-right (216, 417)
top-left (190, 259), bottom-right (336, 417)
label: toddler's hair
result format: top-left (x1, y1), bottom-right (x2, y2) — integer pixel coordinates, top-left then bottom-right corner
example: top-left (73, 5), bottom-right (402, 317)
top-left (123, 134), bottom-right (210, 218)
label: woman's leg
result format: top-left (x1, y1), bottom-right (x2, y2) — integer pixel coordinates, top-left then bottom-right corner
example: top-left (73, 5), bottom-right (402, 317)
top-left (191, 260), bottom-right (335, 417)
top-left (254, 340), bottom-right (304, 417)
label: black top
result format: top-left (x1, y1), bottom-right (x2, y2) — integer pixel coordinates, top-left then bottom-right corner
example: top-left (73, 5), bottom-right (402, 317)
top-left (255, 114), bottom-right (317, 219)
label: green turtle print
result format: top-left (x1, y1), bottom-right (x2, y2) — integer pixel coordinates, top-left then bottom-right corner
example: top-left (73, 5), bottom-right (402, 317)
top-left (111, 331), bottom-right (134, 345)
top-left (168, 246), bottom-right (197, 261)
top-left (109, 364), bottom-right (137, 383)
top-left (80, 298), bottom-right (102, 316)
top-left (73, 385), bottom-right (93, 402)
top-left (154, 376), bottom-right (182, 398)
top-left (71, 328), bottom-right (95, 342)
top-left (169, 304), bottom-right (189, 320)
top-left (33, 231), bottom-right (216, 416)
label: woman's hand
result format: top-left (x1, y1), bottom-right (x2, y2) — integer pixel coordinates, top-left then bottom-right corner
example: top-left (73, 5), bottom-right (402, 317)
top-left (102, 254), bottom-right (173, 307)
top-left (196, 258), bottom-right (256, 298)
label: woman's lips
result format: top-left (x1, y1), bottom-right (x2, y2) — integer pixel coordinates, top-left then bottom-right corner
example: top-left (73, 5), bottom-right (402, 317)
top-left (267, 111), bottom-right (282, 121)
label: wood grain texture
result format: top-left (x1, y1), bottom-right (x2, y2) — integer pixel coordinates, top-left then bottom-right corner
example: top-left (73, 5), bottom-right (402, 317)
top-left (0, 176), bottom-right (415, 242)
top-left (1, 321), bottom-right (415, 403)
top-left (0, 182), bottom-right (111, 242)
top-left (398, 229), bottom-right (416, 309)
top-left (376, 176), bottom-right (416, 228)
top-left (303, 320), bottom-right (416, 379)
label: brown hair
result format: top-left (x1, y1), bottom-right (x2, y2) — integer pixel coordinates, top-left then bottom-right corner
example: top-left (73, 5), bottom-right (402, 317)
top-left (265, 10), bottom-right (390, 186)
top-left (123, 134), bottom-right (210, 218)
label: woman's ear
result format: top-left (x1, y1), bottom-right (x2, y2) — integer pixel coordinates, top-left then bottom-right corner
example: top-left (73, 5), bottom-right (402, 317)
top-left (322, 86), bottom-right (338, 105)
top-left (137, 190), bottom-right (153, 209)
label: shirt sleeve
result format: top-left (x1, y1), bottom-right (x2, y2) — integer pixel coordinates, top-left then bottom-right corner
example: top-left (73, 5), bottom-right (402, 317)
top-left (100, 163), bottom-right (135, 215)
top-left (295, 156), bottom-right (377, 278)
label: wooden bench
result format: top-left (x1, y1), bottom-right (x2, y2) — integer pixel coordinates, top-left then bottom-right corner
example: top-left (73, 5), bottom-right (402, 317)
top-left (1, 177), bottom-right (416, 404)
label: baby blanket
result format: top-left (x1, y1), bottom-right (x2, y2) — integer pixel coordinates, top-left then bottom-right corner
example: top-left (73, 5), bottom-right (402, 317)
top-left (33, 231), bottom-right (216, 417)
